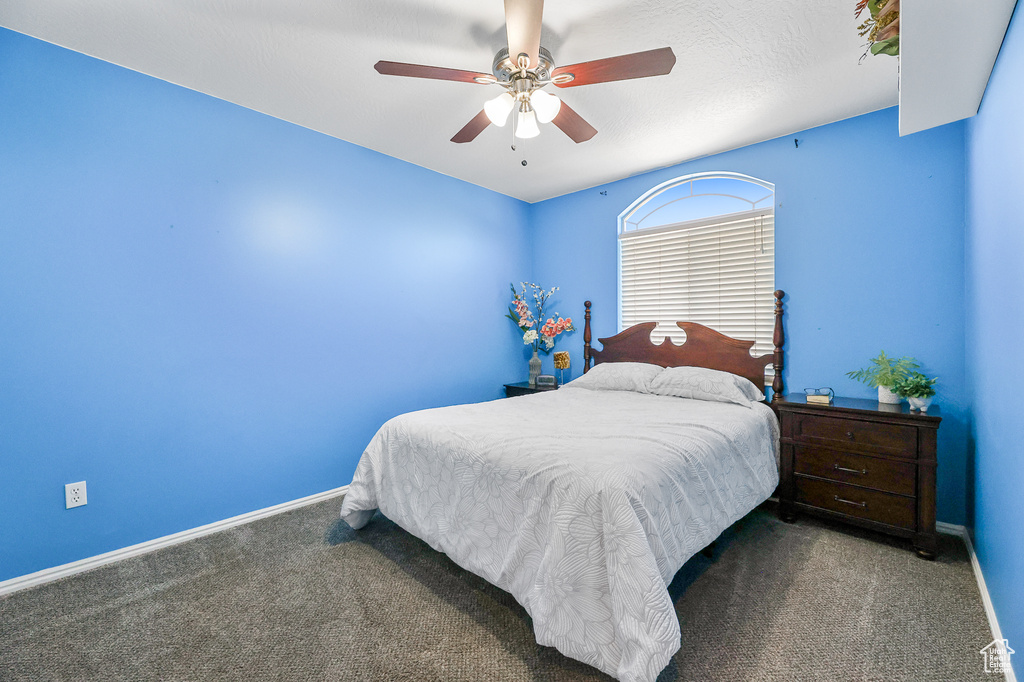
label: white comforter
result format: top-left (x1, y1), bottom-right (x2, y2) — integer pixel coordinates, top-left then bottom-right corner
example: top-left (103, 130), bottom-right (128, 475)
top-left (340, 386), bottom-right (779, 682)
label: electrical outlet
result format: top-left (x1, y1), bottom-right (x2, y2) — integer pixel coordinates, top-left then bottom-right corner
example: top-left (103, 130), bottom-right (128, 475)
top-left (65, 481), bottom-right (87, 509)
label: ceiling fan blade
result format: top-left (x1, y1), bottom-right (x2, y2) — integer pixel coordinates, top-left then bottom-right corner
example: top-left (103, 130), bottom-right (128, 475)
top-left (451, 110), bottom-right (492, 143)
top-left (374, 61), bottom-right (493, 84)
top-left (551, 47), bottom-right (676, 88)
top-left (504, 0), bottom-right (544, 69)
top-left (551, 102), bottom-right (597, 143)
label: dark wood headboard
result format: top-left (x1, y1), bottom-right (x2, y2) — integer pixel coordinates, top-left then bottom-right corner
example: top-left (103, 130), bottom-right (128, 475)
top-left (583, 290), bottom-right (785, 400)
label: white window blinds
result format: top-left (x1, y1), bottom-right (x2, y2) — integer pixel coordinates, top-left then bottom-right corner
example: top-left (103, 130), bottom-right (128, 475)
top-left (619, 207), bottom-right (775, 355)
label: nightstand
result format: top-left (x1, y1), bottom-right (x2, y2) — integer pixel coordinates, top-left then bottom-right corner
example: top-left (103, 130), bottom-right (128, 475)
top-left (504, 382), bottom-right (558, 397)
top-left (775, 394), bottom-right (941, 559)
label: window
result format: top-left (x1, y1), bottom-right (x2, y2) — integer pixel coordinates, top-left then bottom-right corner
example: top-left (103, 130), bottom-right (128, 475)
top-left (618, 172), bottom-right (775, 355)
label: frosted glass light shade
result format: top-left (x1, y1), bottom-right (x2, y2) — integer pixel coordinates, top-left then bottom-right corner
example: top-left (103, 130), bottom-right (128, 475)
top-left (515, 108), bottom-right (540, 138)
top-left (484, 92), bottom-right (515, 126)
top-left (530, 89), bottom-right (561, 123)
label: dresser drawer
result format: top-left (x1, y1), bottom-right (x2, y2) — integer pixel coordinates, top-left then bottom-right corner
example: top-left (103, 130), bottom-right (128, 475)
top-left (793, 446), bottom-right (916, 497)
top-left (795, 477), bottom-right (916, 530)
top-left (789, 413), bottom-right (917, 456)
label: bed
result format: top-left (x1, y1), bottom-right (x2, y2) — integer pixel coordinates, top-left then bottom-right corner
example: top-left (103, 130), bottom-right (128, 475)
top-left (340, 293), bottom-right (786, 682)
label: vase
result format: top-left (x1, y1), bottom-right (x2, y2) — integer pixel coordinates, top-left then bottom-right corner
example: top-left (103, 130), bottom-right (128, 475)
top-left (528, 349), bottom-right (542, 387)
top-left (908, 396), bottom-right (934, 412)
top-left (878, 385), bottom-right (901, 404)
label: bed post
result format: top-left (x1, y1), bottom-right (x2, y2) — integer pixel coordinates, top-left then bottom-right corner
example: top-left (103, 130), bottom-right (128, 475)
top-left (772, 290), bottom-right (785, 401)
top-left (583, 301), bottom-right (592, 373)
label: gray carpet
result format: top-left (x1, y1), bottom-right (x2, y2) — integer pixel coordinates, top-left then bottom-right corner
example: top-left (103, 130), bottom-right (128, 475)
top-left (0, 497), bottom-right (1000, 681)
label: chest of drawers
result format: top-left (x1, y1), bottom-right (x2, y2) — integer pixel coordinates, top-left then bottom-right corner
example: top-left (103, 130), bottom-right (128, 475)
top-left (775, 395), bottom-right (941, 559)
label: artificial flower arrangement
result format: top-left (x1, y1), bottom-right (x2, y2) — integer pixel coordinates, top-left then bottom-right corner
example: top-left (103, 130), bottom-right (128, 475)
top-left (506, 282), bottom-right (575, 353)
top-left (857, 0), bottom-right (900, 57)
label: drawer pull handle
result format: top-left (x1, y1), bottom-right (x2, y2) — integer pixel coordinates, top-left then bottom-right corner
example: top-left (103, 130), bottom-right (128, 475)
top-left (834, 495), bottom-right (867, 508)
top-left (834, 464), bottom-right (868, 475)
top-left (846, 431), bottom-right (855, 440)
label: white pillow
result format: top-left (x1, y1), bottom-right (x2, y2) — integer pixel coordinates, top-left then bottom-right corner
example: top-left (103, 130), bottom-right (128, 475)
top-left (567, 362), bottom-right (663, 393)
top-left (649, 366), bottom-right (764, 406)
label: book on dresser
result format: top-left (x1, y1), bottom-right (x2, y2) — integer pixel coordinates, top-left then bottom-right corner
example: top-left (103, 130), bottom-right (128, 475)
top-left (774, 394), bottom-right (941, 559)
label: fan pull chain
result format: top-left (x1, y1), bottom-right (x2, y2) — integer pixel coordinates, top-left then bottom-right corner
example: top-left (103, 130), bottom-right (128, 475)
top-left (509, 107), bottom-right (527, 166)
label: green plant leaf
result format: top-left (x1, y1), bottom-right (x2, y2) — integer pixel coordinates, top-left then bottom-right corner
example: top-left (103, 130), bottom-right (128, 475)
top-left (870, 37), bottom-right (900, 56)
top-left (847, 351), bottom-right (919, 388)
top-left (892, 371), bottom-right (937, 397)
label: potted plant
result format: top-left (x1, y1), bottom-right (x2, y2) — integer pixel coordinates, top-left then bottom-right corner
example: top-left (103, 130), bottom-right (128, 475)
top-left (846, 351), bottom-right (919, 404)
top-left (892, 372), bottom-right (937, 411)
top-left (507, 283), bottom-right (575, 386)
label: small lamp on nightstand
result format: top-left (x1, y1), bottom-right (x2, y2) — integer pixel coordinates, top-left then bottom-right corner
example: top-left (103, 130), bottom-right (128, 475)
top-left (553, 351), bottom-right (570, 386)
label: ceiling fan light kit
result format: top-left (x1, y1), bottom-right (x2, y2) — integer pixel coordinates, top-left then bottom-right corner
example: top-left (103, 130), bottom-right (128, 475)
top-left (373, 0), bottom-right (676, 147)
top-left (484, 92), bottom-right (515, 127)
top-left (530, 89), bottom-right (560, 123)
top-left (515, 105), bottom-right (540, 138)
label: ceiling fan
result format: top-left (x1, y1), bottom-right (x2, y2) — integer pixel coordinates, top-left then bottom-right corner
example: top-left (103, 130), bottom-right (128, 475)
top-left (374, 0), bottom-right (676, 145)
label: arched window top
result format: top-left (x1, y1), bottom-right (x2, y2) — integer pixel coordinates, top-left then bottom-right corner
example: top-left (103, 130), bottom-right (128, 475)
top-left (617, 171), bottom-right (775, 355)
top-left (620, 172), bottom-right (775, 234)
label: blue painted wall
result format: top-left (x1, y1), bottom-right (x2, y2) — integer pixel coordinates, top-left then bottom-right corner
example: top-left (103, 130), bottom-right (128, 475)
top-left (0, 29), bottom-right (531, 581)
top-left (531, 108), bottom-right (970, 526)
top-left (966, 1), bottom-right (1024, 667)
top-left (5, 25), bottom-right (1017, 664)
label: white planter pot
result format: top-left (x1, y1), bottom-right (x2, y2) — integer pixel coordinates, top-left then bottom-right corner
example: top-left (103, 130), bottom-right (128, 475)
top-left (878, 385), bottom-right (901, 404)
top-left (908, 396), bottom-right (934, 411)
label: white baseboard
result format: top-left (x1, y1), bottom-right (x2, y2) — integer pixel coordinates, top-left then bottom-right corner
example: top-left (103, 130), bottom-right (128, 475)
top-left (0, 485), bottom-right (349, 598)
top-left (936, 521), bottom-right (1017, 682)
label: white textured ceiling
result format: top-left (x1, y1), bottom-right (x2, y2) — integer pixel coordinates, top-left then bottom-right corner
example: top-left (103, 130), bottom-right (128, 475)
top-left (0, 1), bottom-right (899, 202)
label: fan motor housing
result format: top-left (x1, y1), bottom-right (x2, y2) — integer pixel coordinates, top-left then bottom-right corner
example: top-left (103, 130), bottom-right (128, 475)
top-left (492, 47), bottom-right (555, 83)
